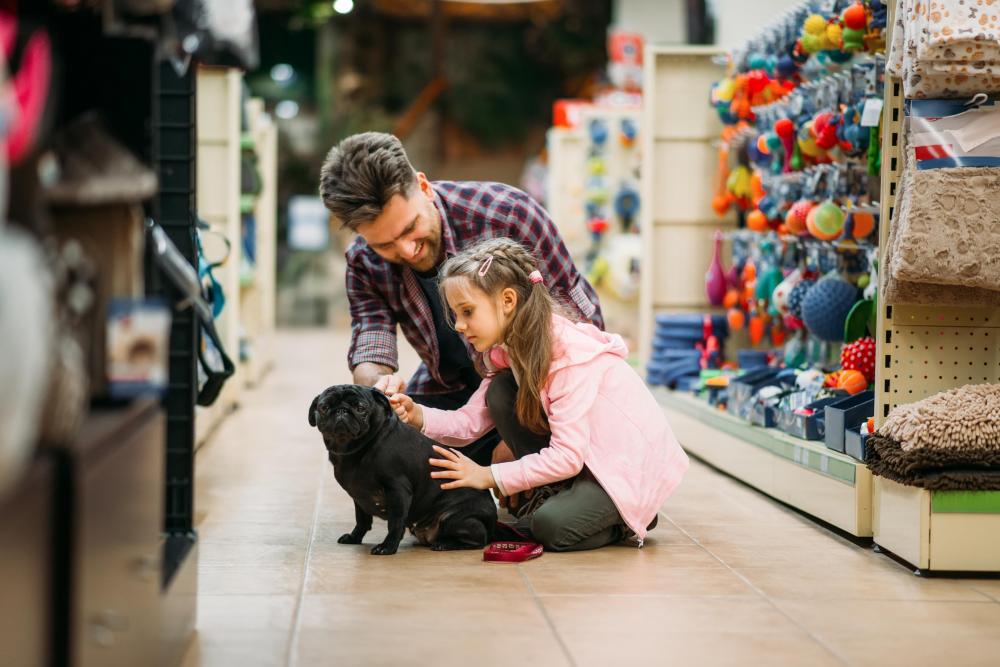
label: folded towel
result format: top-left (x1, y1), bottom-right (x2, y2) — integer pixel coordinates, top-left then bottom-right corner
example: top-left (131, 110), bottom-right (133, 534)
top-left (882, 146), bottom-right (1000, 306)
top-left (890, 155), bottom-right (1000, 293)
top-left (866, 434), bottom-right (1000, 490)
top-left (888, 0), bottom-right (1000, 98)
top-left (880, 383), bottom-right (1000, 459)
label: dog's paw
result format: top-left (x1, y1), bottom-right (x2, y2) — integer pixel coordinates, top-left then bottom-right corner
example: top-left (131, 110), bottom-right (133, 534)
top-left (338, 532), bottom-right (363, 545)
top-left (370, 542), bottom-right (398, 555)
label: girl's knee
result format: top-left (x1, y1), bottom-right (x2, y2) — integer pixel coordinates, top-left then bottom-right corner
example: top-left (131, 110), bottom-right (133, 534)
top-left (530, 506), bottom-right (572, 551)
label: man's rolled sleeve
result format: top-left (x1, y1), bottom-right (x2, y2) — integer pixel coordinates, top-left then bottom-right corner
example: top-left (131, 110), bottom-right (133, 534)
top-left (346, 259), bottom-right (399, 371)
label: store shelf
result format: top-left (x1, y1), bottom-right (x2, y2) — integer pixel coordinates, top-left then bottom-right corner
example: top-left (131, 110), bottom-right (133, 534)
top-left (239, 97), bottom-right (278, 389)
top-left (873, 478), bottom-right (1000, 573)
top-left (870, 1), bottom-right (1000, 573)
top-left (656, 389), bottom-right (873, 537)
top-left (639, 46), bottom-right (732, 365)
top-left (195, 65), bottom-right (248, 447)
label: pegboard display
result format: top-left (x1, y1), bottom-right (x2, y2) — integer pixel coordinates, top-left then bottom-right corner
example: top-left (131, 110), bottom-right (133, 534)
top-left (870, 0), bottom-right (1000, 575)
top-left (884, 309), bottom-right (1000, 409)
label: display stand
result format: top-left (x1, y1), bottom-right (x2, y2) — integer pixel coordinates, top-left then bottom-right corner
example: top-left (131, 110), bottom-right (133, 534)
top-left (658, 390), bottom-right (873, 537)
top-left (195, 66), bottom-right (244, 447)
top-left (150, 59), bottom-right (199, 664)
top-left (639, 45), bottom-right (878, 538)
top-left (238, 98), bottom-right (278, 387)
top-left (871, 3), bottom-right (1000, 574)
top-left (546, 105), bottom-right (642, 343)
top-left (639, 46), bottom-right (732, 364)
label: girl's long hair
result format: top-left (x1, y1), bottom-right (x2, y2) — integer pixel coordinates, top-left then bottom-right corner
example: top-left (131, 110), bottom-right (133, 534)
top-left (438, 237), bottom-right (563, 434)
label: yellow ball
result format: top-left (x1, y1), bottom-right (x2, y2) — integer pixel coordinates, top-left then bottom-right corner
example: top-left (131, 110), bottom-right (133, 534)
top-left (716, 78), bottom-right (736, 103)
top-left (804, 14), bottom-right (827, 35)
top-left (826, 23), bottom-right (843, 47)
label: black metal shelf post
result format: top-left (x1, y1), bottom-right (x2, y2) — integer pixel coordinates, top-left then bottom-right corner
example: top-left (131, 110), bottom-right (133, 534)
top-left (149, 59), bottom-right (199, 586)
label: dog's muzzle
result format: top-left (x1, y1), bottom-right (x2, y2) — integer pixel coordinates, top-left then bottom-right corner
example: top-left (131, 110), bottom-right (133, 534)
top-left (327, 409), bottom-right (363, 441)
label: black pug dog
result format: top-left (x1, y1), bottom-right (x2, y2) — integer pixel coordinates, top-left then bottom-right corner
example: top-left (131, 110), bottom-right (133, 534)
top-left (309, 384), bottom-right (497, 555)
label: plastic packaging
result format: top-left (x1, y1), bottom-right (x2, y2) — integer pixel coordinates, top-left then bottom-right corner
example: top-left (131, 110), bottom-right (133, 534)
top-left (907, 98), bottom-right (1000, 170)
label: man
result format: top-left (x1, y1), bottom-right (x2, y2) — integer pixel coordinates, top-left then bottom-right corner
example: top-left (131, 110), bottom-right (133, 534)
top-left (319, 132), bottom-right (603, 466)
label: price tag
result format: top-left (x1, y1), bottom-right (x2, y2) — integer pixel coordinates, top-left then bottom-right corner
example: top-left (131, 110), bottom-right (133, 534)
top-left (861, 98), bottom-right (884, 127)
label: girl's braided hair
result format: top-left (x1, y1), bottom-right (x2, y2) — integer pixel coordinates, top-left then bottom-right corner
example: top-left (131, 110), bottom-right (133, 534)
top-left (439, 237), bottom-right (564, 434)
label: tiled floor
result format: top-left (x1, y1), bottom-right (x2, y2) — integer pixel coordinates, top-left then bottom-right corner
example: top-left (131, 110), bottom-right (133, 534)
top-left (182, 329), bottom-right (1000, 667)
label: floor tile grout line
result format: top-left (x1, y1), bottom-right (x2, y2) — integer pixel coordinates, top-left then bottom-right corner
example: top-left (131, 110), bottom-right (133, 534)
top-left (972, 587), bottom-right (1000, 604)
top-left (518, 567), bottom-right (578, 667)
top-left (665, 517), bottom-right (853, 667)
top-left (284, 464), bottom-right (328, 667)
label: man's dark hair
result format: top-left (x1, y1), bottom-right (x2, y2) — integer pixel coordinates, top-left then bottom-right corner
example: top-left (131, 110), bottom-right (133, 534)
top-left (318, 132), bottom-right (419, 231)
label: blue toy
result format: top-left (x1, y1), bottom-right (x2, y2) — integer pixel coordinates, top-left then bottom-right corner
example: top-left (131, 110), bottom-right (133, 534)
top-left (801, 276), bottom-right (858, 342)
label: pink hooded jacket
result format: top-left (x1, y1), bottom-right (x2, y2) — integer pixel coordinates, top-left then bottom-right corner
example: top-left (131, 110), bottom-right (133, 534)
top-left (421, 315), bottom-right (689, 542)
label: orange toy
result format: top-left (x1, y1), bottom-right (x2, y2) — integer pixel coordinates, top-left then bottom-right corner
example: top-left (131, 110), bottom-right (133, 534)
top-left (746, 209), bottom-right (769, 232)
top-left (748, 314), bottom-right (766, 345)
top-left (723, 288), bottom-right (740, 309)
top-left (750, 171), bottom-right (766, 205)
top-left (786, 199), bottom-right (812, 235)
top-left (727, 308), bottom-right (746, 331)
top-left (849, 210), bottom-right (875, 238)
top-left (837, 369), bottom-right (868, 395)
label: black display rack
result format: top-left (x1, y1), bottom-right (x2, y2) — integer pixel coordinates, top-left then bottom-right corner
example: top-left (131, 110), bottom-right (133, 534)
top-left (148, 60), bottom-right (199, 586)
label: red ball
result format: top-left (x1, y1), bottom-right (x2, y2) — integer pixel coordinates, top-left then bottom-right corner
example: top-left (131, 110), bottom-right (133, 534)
top-left (841, 336), bottom-right (876, 383)
top-left (774, 118), bottom-right (795, 139)
top-left (843, 3), bottom-right (867, 30)
top-left (588, 218), bottom-right (609, 234)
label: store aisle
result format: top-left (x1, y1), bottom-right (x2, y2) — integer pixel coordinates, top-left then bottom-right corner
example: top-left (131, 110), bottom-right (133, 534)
top-left (181, 329), bottom-right (1000, 667)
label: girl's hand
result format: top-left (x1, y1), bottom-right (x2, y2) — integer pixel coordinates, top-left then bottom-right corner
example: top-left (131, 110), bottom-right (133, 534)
top-left (389, 393), bottom-right (423, 431)
top-left (429, 445), bottom-right (496, 491)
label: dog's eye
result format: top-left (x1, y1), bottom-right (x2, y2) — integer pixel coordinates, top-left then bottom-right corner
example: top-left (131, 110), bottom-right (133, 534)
top-left (318, 405), bottom-right (330, 415)
top-left (356, 402), bottom-right (368, 413)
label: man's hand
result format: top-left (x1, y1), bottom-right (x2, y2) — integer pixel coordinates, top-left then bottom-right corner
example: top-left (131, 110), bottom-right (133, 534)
top-left (373, 374), bottom-right (407, 396)
top-left (389, 393), bottom-right (423, 431)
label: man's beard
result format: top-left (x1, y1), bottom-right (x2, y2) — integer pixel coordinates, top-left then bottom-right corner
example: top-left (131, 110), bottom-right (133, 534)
top-left (402, 226), bottom-right (442, 273)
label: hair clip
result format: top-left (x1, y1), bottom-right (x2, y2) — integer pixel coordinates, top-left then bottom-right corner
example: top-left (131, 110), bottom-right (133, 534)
top-left (478, 255), bottom-right (494, 277)
top-left (529, 270), bottom-right (543, 284)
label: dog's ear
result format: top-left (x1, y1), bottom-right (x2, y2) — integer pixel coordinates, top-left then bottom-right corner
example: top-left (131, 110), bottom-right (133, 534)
top-left (308, 394), bottom-right (320, 427)
top-left (368, 386), bottom-right (393, 409)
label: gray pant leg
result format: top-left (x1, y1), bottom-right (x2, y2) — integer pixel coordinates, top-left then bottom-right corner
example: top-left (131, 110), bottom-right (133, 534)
top-left (530, 474), bottom-right (624, 552)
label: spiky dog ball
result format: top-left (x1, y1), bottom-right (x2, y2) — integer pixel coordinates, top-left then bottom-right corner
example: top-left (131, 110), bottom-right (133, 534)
top-left (841, 336), bottom-right (876, 382)
top-left (801, 277), bottom-right (859, 342)
top-left (787, 279), bottom-right (815, 319)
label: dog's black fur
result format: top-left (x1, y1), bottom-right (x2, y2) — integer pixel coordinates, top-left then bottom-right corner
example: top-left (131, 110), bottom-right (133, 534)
top-left (309, 384), bottom-right (497, 555)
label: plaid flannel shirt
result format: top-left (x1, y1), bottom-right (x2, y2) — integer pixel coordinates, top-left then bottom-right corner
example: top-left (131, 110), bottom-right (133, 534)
top-left (345, 180), bottom-right (604, 396)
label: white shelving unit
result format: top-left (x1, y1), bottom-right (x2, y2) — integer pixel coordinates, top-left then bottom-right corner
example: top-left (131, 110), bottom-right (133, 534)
top-left (239, 98), bottom-right (278, 387)
top-left (546, 105), bottom-right (642, 344)
top-left (195, 65), bottom-right (243, 447)
top-left (639, 46), bottom-right (732, 364)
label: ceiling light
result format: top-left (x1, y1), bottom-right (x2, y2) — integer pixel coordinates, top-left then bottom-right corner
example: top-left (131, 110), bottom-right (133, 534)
top-left (275, 100), bottom-right (300, 120)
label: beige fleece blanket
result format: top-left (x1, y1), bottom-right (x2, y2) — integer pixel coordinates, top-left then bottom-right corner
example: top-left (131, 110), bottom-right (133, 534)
top-left (882, 148), bottom-right (1000, 306)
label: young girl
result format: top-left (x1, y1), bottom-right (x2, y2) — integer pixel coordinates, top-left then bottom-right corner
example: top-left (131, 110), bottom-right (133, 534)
top-left (389, 237), bottom-right (689, 551)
